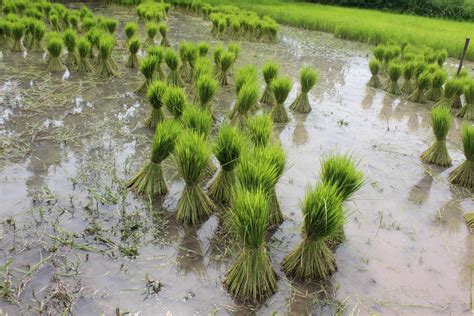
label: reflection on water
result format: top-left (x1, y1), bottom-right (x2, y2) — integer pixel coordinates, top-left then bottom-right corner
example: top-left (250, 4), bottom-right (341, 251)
top-left (408, 172), bottom-right (433, 205)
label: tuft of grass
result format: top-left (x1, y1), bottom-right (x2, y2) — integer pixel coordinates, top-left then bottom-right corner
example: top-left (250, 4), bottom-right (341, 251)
top-left (196, 75), bottom-right (218, 113)
top-left (147, 45), bottom-right (165, 79)
top-left (426, 70), bottom-right (448, 102)
top-left (458, 80), bottom-right (474, 120)
top-left (420, 106), bottom-right (452, 167)
top-left (400, 62), bottom-right (415, 94)
top-left (448, 124), bottom-right (474, 189)
top-left (230, 82), bottom-right (259, 129)
top-left (216, 51), bottom-right (235, 86)
top-left (260, 61), bottom-right (279, 106)
top-left (408, 71), bottom-right (430, 104)
top-left (77, 37), bottom-right (94, 73)
top-left (126, 37), bottom-right (140, 69)
top-left (235, 64), bottom-right (258, 96)
top-left (436, 78), bottom-right (464, 108)
top-left (247, 113), bottom-right (273, 148)
top-left (145, 80), bottom-right (168, 129)
top-left (158, 23), bottom-right (170, 47)
top-left (271, 76), bottom-right (292, 123)
top-left (145, 22), bottom-right (159, 47)
top-left (385, 62), bottom-right (401, 95)
top-left (97, 34), bottom-right (118, 77)
top-left (180, 105), bottom-right (213, 137)
top-left (197, 41), bottom-right (210, 56)
top-left (11, 21), bottom-right (25, 52)
top-left (367, 59), bottom-right (382, 89)
top-left (136, 56), bottom-right (158, 94)
top-left (63, 29), bottom-right (79, 68)
top-left (235, 149), bottom-right (278, 195)
top-left (163, 86), bottom-right (187, 119)
top-left (31, 20), bottom-right (46, 52)
top-left (46, 36), bottom-right (64, 72)
top-left (164, 48), bottom-right (184, 87)
top-left (290, 66), bottom-right (319, 113)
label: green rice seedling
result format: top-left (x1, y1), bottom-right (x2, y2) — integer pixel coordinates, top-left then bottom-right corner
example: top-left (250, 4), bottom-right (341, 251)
top-left (373, 46), bottom-right (385, 63)
top-left (196, 75), bottom-right (218, 113)
top-left (163, 86), bottom-right (187, 119)
top-left (128, 120), bottom-right (180, 197)
top-left (85, 28), bottom-right (102, 59)
top-left (0, 21), bottom-right (13, 50)
top-left (408, 71), bottom-right (430, 104)
top-left (227, 42), bottom-right (240, 73)
top-left (261, 61), bottom-right (279, 106)
top-left (197, 41), bottom-right (209, 57)
top-left (434, 79), bottom-right (462, 108)
top-left (97, 34), bottom-right (118, 77)
top-left (31, 21), bottom-right (45, 52)
top-left (216, 51), bottom-right (235, 86)
top-left (420, 106), bottom-right (452, 167)
top-left (458, 80), bottom-right (474, 120)
top-left (68, 14), bottom-right (80, 32)
top-left (213, 45), bottom-right (224, 71)
top-left (23, 18), bottom-right (36, 50)
top-left (235, 150), bottom-right (278, 198)
top-left (82, 17), bottom-right (95, 32)
top-left (451, 77), bottom-right (465, 109)
top-left (126, 37), bottom-right (140, 69)
top-left (223, 188), bottom-right (277, 303)
top-left (164, 48), bottom-right (184, 87)
top-left (145, 80), bottom-right (168, 129)
top-left (271, 76), bottom-right (292, 123)
top-left (136, 56), bottom-right (157, 94)
top-left (448, 124), bottom-right (474, 189)
top-left (290, 67), bottom-right (319, 113)
top-left (230, 82), bottom-right (259, 129)
top-left (11, 21), bottom-right (25, 52)
top-left (244, 111), bottom-right (273, 148)
top-left (175, 131), bottom-right (214, 225)
top-left (50, 14), bottom-right (60, 32)
top-left (105, 18), bottom-right (118, 34)
top-left (63, 29), bottom-right (79, 68)
top-left (209, 124), bottom-right (245, 204)
top-left (124, 22), bottom-right (138, 45)
top-left (413, 61), bottom-right (427, 84)
top-left (159, 23), bottom-right (170, 47)
top-left (46, 36), bottom-right (64, 72)
top-left (145, 22), bottom-right (158, 47)
top-left (235, 65), bottom-right (258, 95)
top-left (426, 70), bottom-right (447, 102)
top-left (436, 50), bottom-right (448, 67)
top-left (147, 46), bottom-right (165, 79)
top-left (281, 183), bottom-right (344, 281)
top-left (367, 59), bottom-right (382, 89)
top-left (77, 37), bottom-right (94, 73)
top-left (385, 63), bottom-right (402, 95)
top-left (179, 42), bottom-right (192, 81)
top-left (185, 45), bottom-right (198, 79)
top-left (401, 62), bottom-right (415, 94)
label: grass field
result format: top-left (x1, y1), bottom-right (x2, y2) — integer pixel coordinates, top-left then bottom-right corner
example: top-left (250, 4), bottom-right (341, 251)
top-left (191, 0), bottom-right (474, 61)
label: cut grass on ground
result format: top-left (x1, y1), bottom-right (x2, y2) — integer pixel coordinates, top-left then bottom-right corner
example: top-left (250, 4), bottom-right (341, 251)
top-left (189, 0), bottom-right (474, 61)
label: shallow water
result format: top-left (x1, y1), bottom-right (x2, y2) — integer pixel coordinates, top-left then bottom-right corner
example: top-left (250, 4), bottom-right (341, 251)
top-left (0, 4), bottom-right (473, 315)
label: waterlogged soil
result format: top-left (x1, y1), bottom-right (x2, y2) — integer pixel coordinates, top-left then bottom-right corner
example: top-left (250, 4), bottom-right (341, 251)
top-left (1, 4), bottom-right (473, 315)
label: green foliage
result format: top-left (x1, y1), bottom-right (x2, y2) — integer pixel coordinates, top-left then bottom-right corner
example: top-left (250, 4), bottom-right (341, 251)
top-left (163, 86), bottom-right (187, 118)
top-left (124, 21), bottom-right (138, 39)
top-left (247, 113), bottom-right (273, 147)
top-left (262, 61), bottom-right (280, 84)
top-left (196, 75), bottom-right (218, 107)
top-left (46, 36), bottom-right (62, 57)
top-left (180, 105), bottom-right (213, 137)
top-left (272, 76), bottom-right (292, 104)
top-left (150, 120), bottom-right (181, 164)
top-left (63, 29), bottom-right (77, 52)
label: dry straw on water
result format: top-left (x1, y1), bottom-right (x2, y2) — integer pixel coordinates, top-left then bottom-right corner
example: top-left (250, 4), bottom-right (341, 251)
top-left (290, 66), bottom-right (319, 113)
top-left (420, 106), bottom-right (452, 167)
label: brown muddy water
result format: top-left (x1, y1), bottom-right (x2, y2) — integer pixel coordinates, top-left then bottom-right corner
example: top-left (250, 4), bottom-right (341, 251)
top-left (1, 4), bottom-right (473, 316)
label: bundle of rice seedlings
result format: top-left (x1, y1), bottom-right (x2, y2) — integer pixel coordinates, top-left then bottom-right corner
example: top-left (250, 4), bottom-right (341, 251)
top-left (179, 42), bottom-right (192, 80)
top-left (164, 49), bottom-right (184, 87)
top-left (136, 56), bottom-right (157, 94)
top-left (124, 21), bottom-right (138, 46)
top-left (281, 183), bottom-right (344, 281)
top-left (384, 63), bottom-right (402, 95)
top-left (85, 28), bottom-right (102, 59)
top-left (230, 82), bottom-right (259, 129)
top-left (271, 76), bottom-right (292, 123)
top-left (126, 37), bottom-right (140, 69)
top-left (401, 62), bottom-right (415, 94)
top-left (209, 124), bottom-right (244, 204)
top-left (30, 21), bottom-right (45, 52)
top-left (408, 72), bottom-right (430, 104)
top-left (63, 29), bottom-right (79, 68)
top-left (145, 80), bottom-right (168, 129)
top-left (413, 61), bottom-right (426, 84)
top-left (228, 42), bottom-right (240, 73)
top-left (458, 80), bottom-right (474, 120)
top-left (260, 62), bottom-right (279, 106)
top-left (290, 67), bottom-right (319, 113)
top-left (193, 57), bottom-right (213, 82)
top-left (223, 188), bottom-right (277, 303)
top-left (448, 124), bottom-right (474, 189)
top-left (320, 153), bottom-right (364, 246)
top-left (146, 46), bottom-right (165, 79)
top-left (426, 70), bottom-right (447, 102)
top-left (145, 22), bottom-right (158, 47)
top-left (435, 79), bottom-right (462, 108)
top-left (451, 78), bottom-right (465, 109)
top-left (216, 51), bottom-right (235, 86)
top-left (163, 86), bottom-right (187, 119)
top-left (197, 41), bottom-right (209, 57)
top-left (196, 75), bottom-right (218, 113)
top-left (213, 45), bottom-right (224, 71)
top-left (158, 23), bottom-right (170, 47)
top-left (175, 131), bottom-right (214, 225)
top-left (11, 21), bottom-right (25, 52)
top-left (235, 65), bottom-right (258, 95)
top-left (420, 106), bottom-right (452, 167)
top-left (127, 120), bottom-right (180, 196)
top-left (367, 59), bottom-right (382, 88)
top-left (247, 113), bottom-right (273, 148)
top-left (46, 36), bottom-right (65, 72)
top-left (105, 19), bottom-right (118, 34)
top-left (372, 46), bottom-right (385, 63)
top-left (436, 50), bottom-right (447, 67)
top-left (97, 35), bottom-right (118, 77)
top-left (77, 37), bottom-right (94, 73)
top-left (0, 21), bottom-right (13, 50)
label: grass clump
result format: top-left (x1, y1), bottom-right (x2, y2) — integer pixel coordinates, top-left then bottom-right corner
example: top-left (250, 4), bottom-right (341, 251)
top-left (147, 46), bottom-right (165, 79)
top-left (290, 67), bottom-right (319, 113)
top-left (230, 82), bottom-right (259, 129)
top-left (367, 59), bottom-right (382, 88)
top-left (124, 22), bottom-right (138, 45)
top-left (63, 29), bottom-right (79, 68)
top-left (126, 37), bottom-right (140, 69)
top-left (175, 131), bottom-right (214, 225)
top-left (159, 23), bottom-right (170, 47)
top-left (145, 80), bottom-right (168, 129)
top-left (46, 36), bottom-right (65, 73)
top-left (145, 22), bottom-right (159, 47)
top-left (197, 41), bottom-right (210, 56)
top-left (77, 37), bottom-right (94, 73)
top-left (31, 21), bottom-right (45, 52)
top-left (216, 51), bottom-right (235, 86)
top-left (260, 61), bottom-right (279, 106)
top-left (408, 71), bottom-right (430, 104)
top-left (281, 183), bottom-right (343, 281)
top-left (163, 86), bottom-right (187, 119)
top-left (209, 124), bottom-right (244, 204)
top-left (271, 76), bottom-right (292, 123)
top-left (458, 80), bottom-right (474, 120)
top-left (420, 106), bottom-right (452, 167)
top-left (426, 70), bottom-right (447, 102)
top-left (385, 62), bottom-right (401, 95)
top-left (247, 113), bottom-right (273, 148)
top-left (128, 120), bottom-right (180, 197)
top-left (401, 62), bottom-right (415, 94)
top-left (435, 79), bottom-right (463, 108)
top-left (164, 48), bottom-right (184, 87)
top-left (448, 124), bottom-right (474, 189)
top-left (196, 74), bottom-right (218, 113)
top-left (97, 34), bottom-right (118, 77)
top-left (11, 21), bottom-right (25, 52)
top-left (136, 56), bottom-right (157, 94)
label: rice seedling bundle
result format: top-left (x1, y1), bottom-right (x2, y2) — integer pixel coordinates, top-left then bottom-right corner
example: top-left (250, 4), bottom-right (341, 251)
top-left (213, 45), bottom-right (224, 71)
top-left (290, 67), bottom-right (319, 113)
top-left (145, 22), bottom-right (159, 47)
top-left (97, 34), bottom-right (118, 77)
top-left (0, 21), bottom-right (13, 50)
top-left (193, 57), bottom-right (213, 82)
top-left (31, 20), bottom-right (45, 52)
top-left (448, 124), bottom-right (474, 189)
top-left (23, 18), bottom-right (36, 50)
top-left (179, 42), bottom-right (192, 81)
top-left (163, 86), bottom-right (187, 119)
top-left (420, 106), bottom-right (452, 167)
top-left (197, 41), bottom-right (209, 57)
top-left (146, 46), bottom-right (165, 79)
top-left (180, 105), bottom-right (213, 138)
top-left (105, 18), bottom-right (118, 34)
top-left (426, 70), bottom-right (448, 102)
top-left (11, 21), bottom-right (25, 52)
top-left (184, 44), bottom-right (198, 81)
top-left (247, 113), bottom-right (273, 148)
top-left (458, 80), bottom-right (474, 120)
top-left (367, 59), bottom-right (382, 89)
top-left (281, 183), bottom-right (344, 281)
top-left (384, 62), bottom-right (402, 95)
top-left (46, 36), bottom-right (65, 72)
top-left (124, 21), bottom-right (138, 45)
top-left (227, 42), bottom-right (240, 70)
top-left (408, 71), bottom-right (430, 104)
top-left (196, 75), bottom-right (218, 113)
top-left (216, 51), bottom-right (235, 86)
top-left (82, 17), bottom-right (95, 32)
top-left (261, 61), bottom-right (279, 106)
top-left (128, 120), bottom-right (181, 197)
top-left (85, 28), bottom-right (102, 59)
top-left (158, 23), bottom-right (170, 47)
top-left (436, 50), bottom-right (447, 67)
top-left (136, 56), bottom-right (157, 94)
top-left (235, 64), bottom-right (258, 95)
top-left (164, 48), bottom-right (184, 87)
top-left (145, 80), bottom-right (168, 129)
top-left (126, 37), bottom-right (140, 69)
top-left (209, 124), bottom-right (245, 204)
top-left (372, 46), bottom-right (385, 63)
top-left (68, 14), bottom-right (79, 32)
top-left (77, 37), bottom-right (94, 73)
top-left (50, 14), bottom-right (60, 31)
top-left (230, 82), bottom-right (259, 129)
top-left (223, 188), bottom-right (277, 303)
top-left (401, 62), bottom-right (415, 94)
top-left (63, 29), bottom-right (79, 68)
top-left (271, 76), bottom-right (292, 123)
top-left (175, 131), bottom-right (214, 225)
top-left (452, 77), bottom-right (466, 109)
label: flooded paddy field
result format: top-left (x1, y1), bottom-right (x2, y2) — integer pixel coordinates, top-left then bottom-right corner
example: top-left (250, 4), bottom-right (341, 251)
top-left (1, 4), bottom-right (473, 315)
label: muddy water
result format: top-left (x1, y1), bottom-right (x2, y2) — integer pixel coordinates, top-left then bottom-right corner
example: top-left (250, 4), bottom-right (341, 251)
top-left (1, 4), bottom-right (473, 315)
